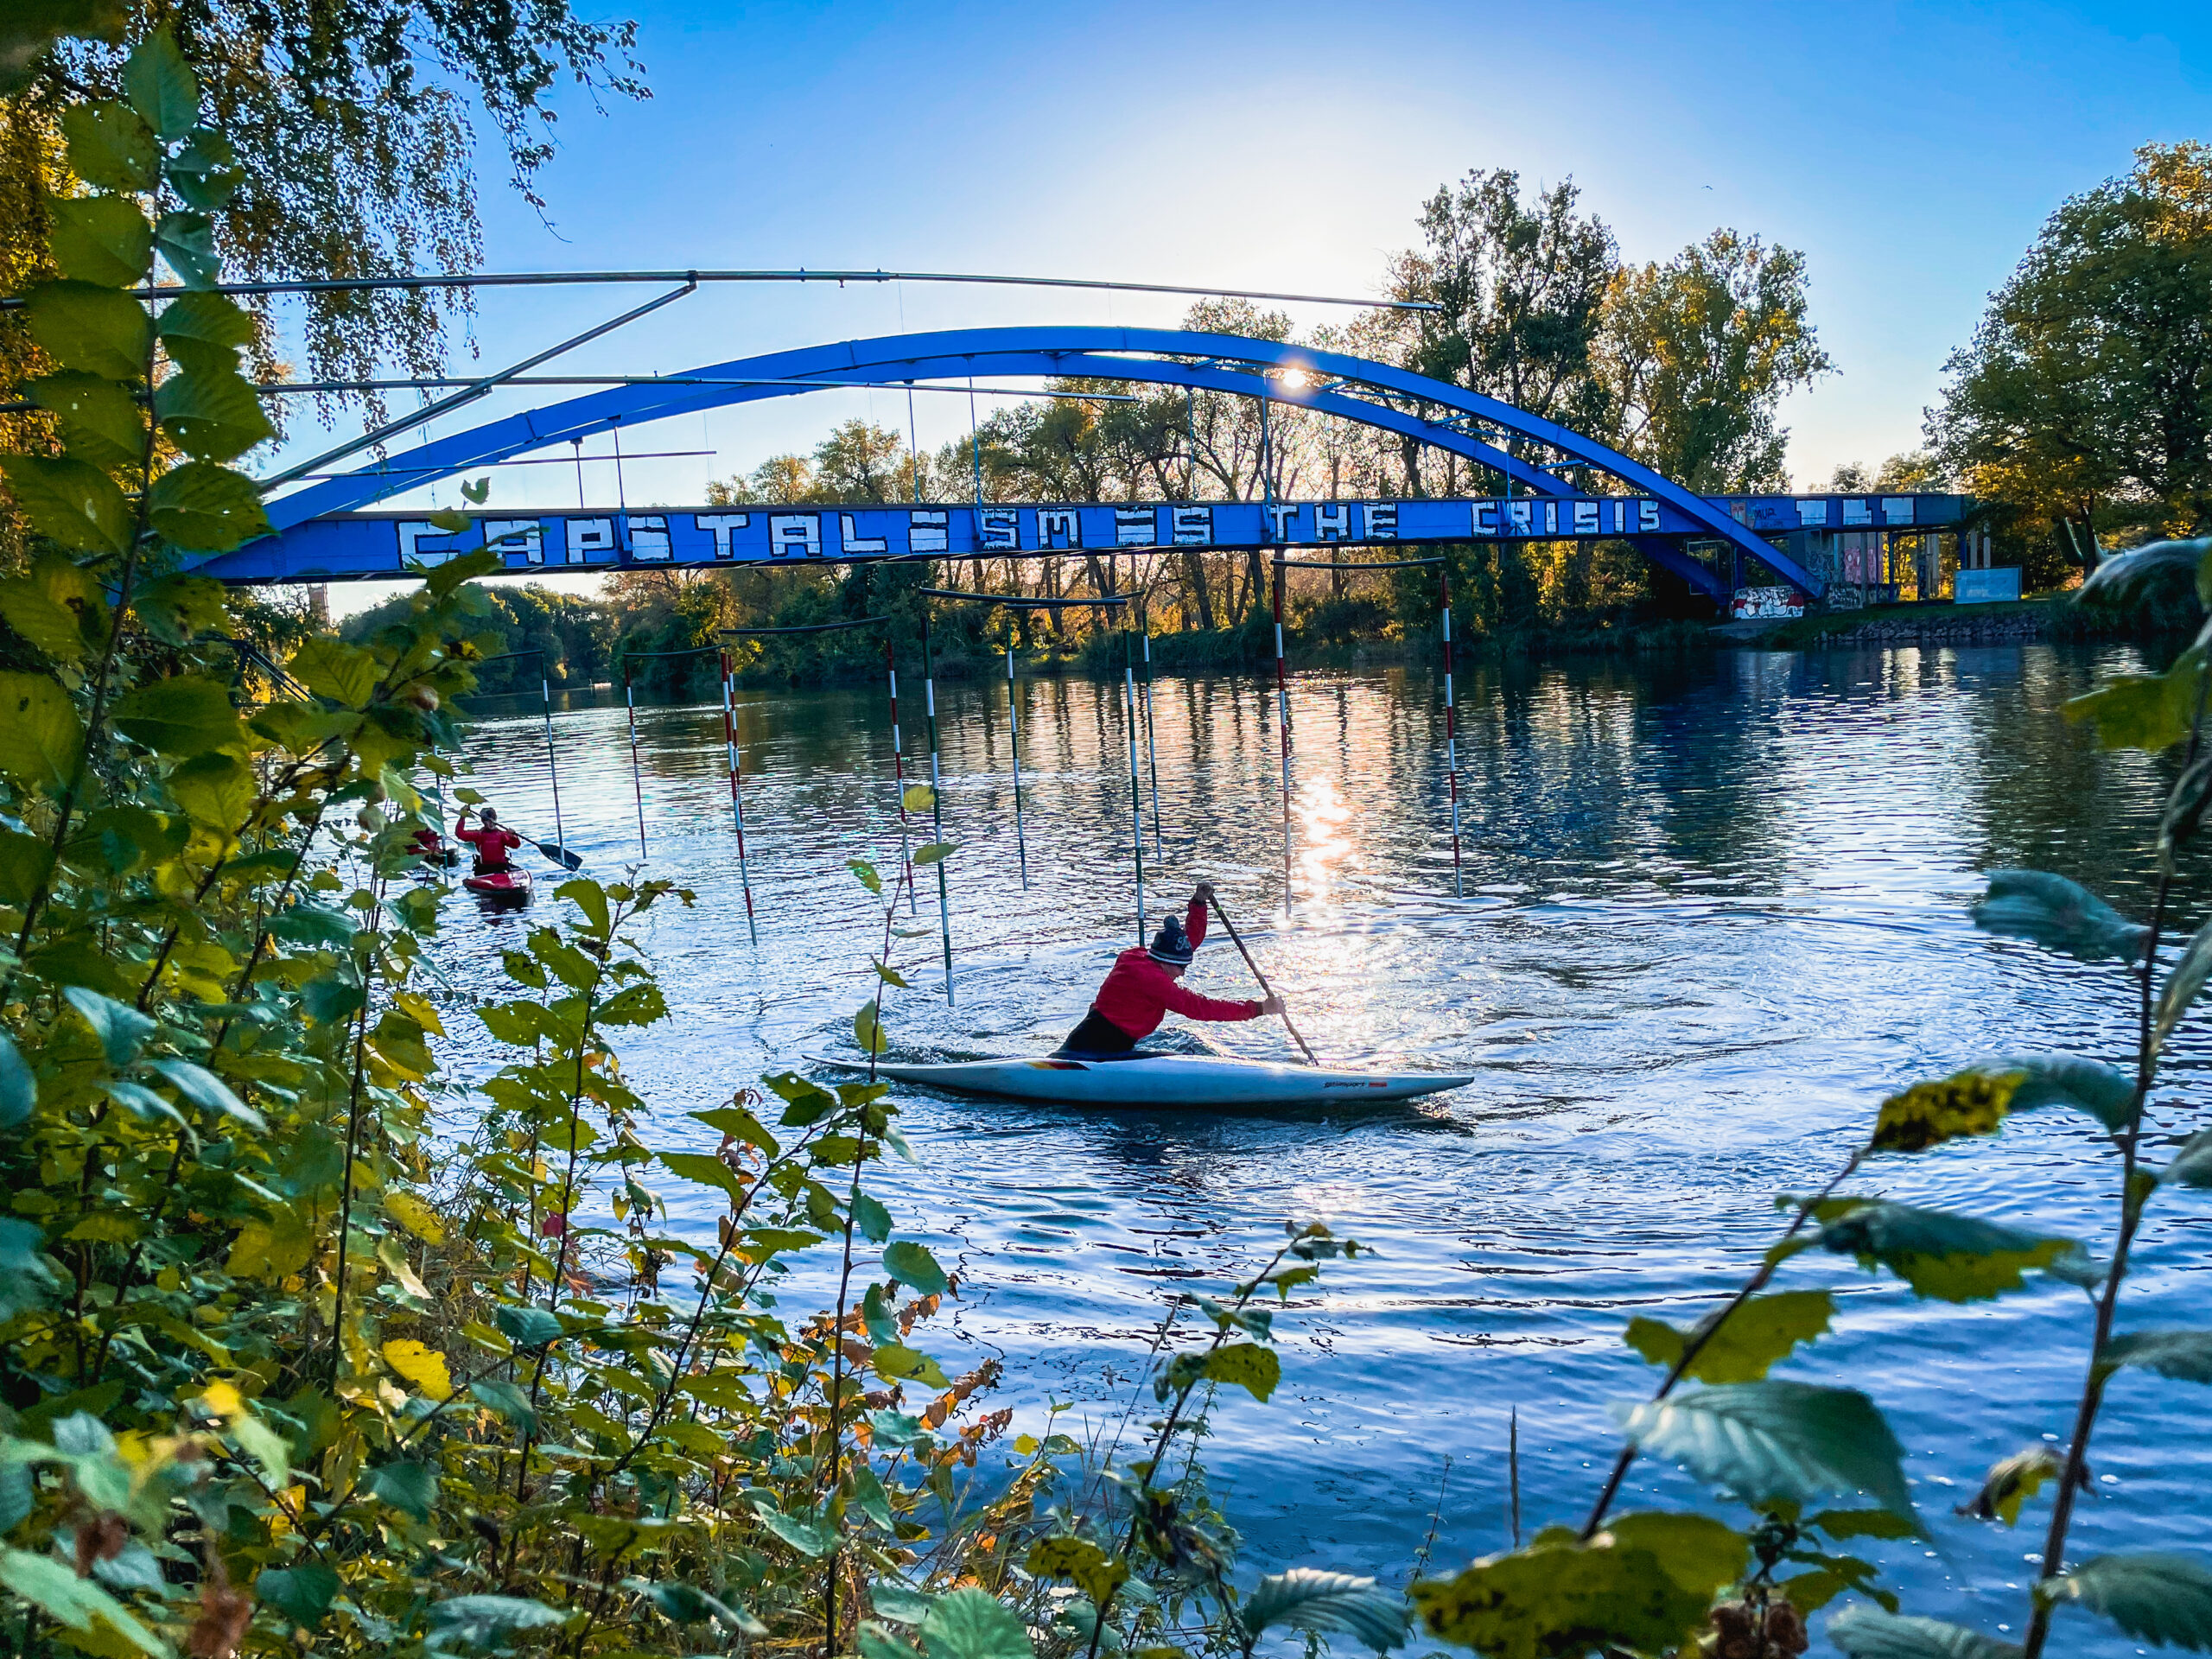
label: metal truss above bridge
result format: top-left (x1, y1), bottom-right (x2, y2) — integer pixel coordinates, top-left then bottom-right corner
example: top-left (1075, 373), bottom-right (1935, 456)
top-left (226, 327), bottom-right (1972, 599)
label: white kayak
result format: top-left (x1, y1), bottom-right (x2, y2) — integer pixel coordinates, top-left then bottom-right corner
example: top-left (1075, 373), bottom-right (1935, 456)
top-left (808, 1052), bottom-right (1476, 1109)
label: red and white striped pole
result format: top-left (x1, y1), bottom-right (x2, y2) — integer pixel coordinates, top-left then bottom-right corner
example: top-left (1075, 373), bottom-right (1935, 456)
top-left (1273, 556), bottom-right (1293, 913)
top-left (721, 649), bottom-right (757, 946)
top-left (1440, 564), bottom-right (1463, 899)
top-left (885, 639), bottom-right (916, 912)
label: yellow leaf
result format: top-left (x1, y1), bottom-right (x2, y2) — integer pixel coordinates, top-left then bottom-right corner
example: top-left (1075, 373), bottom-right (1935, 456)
top-left (1872, 1067), bottom-right (2025, 1154)
top-left (383, 1189), bottom-right (446, 1245)
top-left (225, 1211), bottom-right (314, 1281)
top-left (392, 989), bottom-right (445, 1037)
top-left (380, 1338), bottom-right (453, 1401)
top-left (196, 1380), bottom-right (245, 1421)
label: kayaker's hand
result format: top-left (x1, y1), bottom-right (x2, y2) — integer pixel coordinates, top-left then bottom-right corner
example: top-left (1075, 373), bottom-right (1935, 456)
top-left (1193, 881), bottom-right (1217, 906)
top-left (1259, 993), bottom-right (1285, 1017)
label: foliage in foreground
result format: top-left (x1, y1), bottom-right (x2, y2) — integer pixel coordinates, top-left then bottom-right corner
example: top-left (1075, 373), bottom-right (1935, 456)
top-left (0, 34), bottom-right (1410, 1659)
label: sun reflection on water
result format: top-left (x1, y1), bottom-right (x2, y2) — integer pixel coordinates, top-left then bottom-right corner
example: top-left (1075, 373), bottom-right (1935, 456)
top-left (1292, 773), bottom-right (1357, 902)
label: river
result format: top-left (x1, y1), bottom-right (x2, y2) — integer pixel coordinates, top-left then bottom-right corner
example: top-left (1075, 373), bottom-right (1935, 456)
top-left (428, 641), bottom-right (2207, 1654)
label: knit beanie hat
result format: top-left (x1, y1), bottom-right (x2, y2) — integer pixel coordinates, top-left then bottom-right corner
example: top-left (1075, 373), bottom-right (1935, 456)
top-left (1147, 914), bottom-right (1194, 966)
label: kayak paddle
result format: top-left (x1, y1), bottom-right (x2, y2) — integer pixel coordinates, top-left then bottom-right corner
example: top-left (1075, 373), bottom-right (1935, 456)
top-left (529, 834), bottom-right (583, 871)
top-left (1207, 894), bottom-right (1318, 1065)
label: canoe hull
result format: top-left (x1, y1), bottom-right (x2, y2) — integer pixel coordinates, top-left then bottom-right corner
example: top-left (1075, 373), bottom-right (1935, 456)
top-left (463, 868), bottom-right (531, 905)
top-left (812, 1053), bottom-right (1474, 1109)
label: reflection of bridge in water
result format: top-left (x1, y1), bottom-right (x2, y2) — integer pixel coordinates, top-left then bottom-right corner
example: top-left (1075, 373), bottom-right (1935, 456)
top-left (215, 326), bottom-right (1977, 604)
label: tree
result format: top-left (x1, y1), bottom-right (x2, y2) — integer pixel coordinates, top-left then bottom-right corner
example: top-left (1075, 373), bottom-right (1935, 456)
top-left (1827, 452), bottom-right (1948, 493)
top-left (1391, 168), bottom-right (1618, 444)
top-left (1596, 229), bottom-right (1832, 493)
top-left (0, 0), bottom-right (646, 416)
top-left (1930, 142), bottom-right (2212, 553)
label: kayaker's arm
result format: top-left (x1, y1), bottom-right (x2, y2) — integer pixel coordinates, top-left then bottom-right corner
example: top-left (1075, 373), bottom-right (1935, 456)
top-left (1159, 978), bottom-right (1264, 1023)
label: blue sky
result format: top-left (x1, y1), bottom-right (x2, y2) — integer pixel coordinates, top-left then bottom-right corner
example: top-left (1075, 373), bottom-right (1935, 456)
top-left (269, 0), bottom-right (2208, 538)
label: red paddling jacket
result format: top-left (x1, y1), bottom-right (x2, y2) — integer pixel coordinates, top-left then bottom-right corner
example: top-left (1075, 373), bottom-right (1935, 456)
top-left (1087, 899), bottom-right (1262, 1042)
top-left (457, 823), bottom-right (520, 872)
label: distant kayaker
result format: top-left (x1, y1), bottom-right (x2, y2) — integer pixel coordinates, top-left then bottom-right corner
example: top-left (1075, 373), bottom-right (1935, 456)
top-left (1061, 882), bottom-right (1283, 1057)
top-left (454, 805), bottom-right (522, 875)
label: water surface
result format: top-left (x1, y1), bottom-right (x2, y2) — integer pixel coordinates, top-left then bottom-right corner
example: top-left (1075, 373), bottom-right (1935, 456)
top-left (430, 644), bottom-right (2207, 1653)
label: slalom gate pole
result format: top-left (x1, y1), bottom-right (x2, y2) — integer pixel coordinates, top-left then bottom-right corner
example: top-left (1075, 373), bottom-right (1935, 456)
top-left (885, 640), bottom-right (917, 912)
top-left (540, 671), bottom-right (566, 856)
top-left (720, 649), bottom-right (758, 947)
top-left (1140, 607), bottom-right (1162, 856)
top-left (1207, 894), bottom-right (1317, 1065)
top-left (1122, 626), bottom-right (1147, 944)
top-left (1272, 556), bottom-right (1293, 912)
top-left (621, 662), bottom-right (647, 858)
top-left (1007, 646), bottom-right (1029, 889)
top-left (1440, 563), bottom-right (1463, 899)
top-left (920, 605), bottom-right (954, 1002)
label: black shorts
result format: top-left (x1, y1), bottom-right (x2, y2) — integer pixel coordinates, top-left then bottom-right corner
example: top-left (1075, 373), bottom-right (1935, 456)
top-left (1060, 1009), bottom-right (1136, 1057)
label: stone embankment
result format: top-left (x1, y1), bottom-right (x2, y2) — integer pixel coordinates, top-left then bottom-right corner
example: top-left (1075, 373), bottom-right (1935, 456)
top-left (1804, 611), bottom-right (2046, 647)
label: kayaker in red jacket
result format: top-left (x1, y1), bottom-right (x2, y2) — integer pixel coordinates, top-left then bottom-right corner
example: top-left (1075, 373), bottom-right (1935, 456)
top-left (1060, 882), bottom-right (1282, 1057)
top-left (454, 806), bottom-right (521, 874)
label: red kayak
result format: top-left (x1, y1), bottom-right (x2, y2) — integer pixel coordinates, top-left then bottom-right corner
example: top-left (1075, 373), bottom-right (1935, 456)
top-left (463, 867), bottom-right (531, 905)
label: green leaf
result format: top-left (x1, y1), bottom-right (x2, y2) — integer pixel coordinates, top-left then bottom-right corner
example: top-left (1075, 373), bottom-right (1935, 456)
top-left (912, 842), bottom-right (957, 866)
top-left (1810, 1198), bottom-right (2080, 1301)
top-left (2002, 1054), bottom-right (2136, 1133)
top-left (2158, 917), bottom-right (2212, 1053)
top-left (1203, 1341), bottom-right (1281, 1402)
top-left (63, 986), bottom-right (154, 1066)
top-left (1971, 869), bottom-right (2147, 964)
top-left (2164, 1129), bottom-right (2212, 1187)
top-left (1026, 1537), bottom-right (1128, 1607)
top-left (2102, 1329), bottom-right (2212, 1384)
top-left (658, 1150), bottom-right (742, 1199)
top-left (2042, 1552), bottom-right (2212, 1649)
top-left (424, 1595), bottom-right (566, 1649)
top-left (0, 671), bottom-right (83, 791)
top-left (1808, 1509), bottom-right (1920, 1541)
top-left (111, 675), bottom-right (245, 755)
top-left (166, 128), bottom-right (242, 211)
top-left (419, 545), bottom-right (499, 594)
top-left (1605, 1512), bottom-right (1749, 1599)
top-left (469, 1379), bottom-right (539, 1437)
top-left (148, 459), bottom-right (270, 553)
top-left (29, 371), bottom-right (144, 470)
top-left (0, 1546), bottom-right (168, 1656)
top-left (625, 1578), bottom-right (764, 1635)
top-left (495, 1304), bottom-right (563, 1349)
top-left (1624, 1290), bottom-right (1833, 1384)
top-left (146, 1058), bottom-right (262, 1129)
top-left (151, 211), bottom-right (219, 289)
top-left (870, 1344), bottom-right (950, 1389)
top-left (0, 1218), bottom-right (58, 1321)
top-left (156, 289), bottom-right (254, 352)
top-left (25, 279), bottom-right (153, 378)
top-left (48, 194), bottom-right (151, 288)
top-left (752, 1505), bottom-right (836, 1557)
top-left (849, 857), bottom-right (882, 893)
top-left (918, 1586), bottom-right (1035, 1659)
top-left (131, 573), bottom-right (229, 645)
top-left (60, 103), bottom-right (156, 193)
top-left (288, 636), bottom-right (379, 707)
top-left (882, 1240), bottom-right (948, 1296)
top-left (855, 1001), bottom-right (889, 1056)
top-left (124, 24), bottom-right (199, 139)
top-left (1411, 1531), bottom-right (1709, 1658)
top-left (0, 553), bottom-right (97, 661)
top-left (1958, 1446), bottom-right (2069, 1527)
top-left (153, 364), bottom-right (271, 461)
top-left (1613, 1381), bottom-right (1914, 1517)
top-left (0, 454), bottom-right (130, 556)
top-left (364, 1459), bottom-right (436, 1521)
top-left (1242, 1568), bottom-right (1408, 1652)
top-left (872, 958), bottom-right (910, 988)
top-left (1827, 1605), bottom-right (2021, 1658)
top-left (257, 1563), bottom-right (340, 1631)
top-left (2063, 653), bottom-right (2204, 752)
top-left (0, 1033), bottom-right (32, 1131)
top-left (1871, 1067), bottom-right (2024, 1154)
top-left (854, 1192), bottom-right (892, 1243)
top-left (902, 784), bottom-right (936, 812)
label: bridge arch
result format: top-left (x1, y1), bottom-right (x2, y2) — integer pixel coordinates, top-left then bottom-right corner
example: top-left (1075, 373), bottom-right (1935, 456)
top-left (260, 327), bottom-right (1815, 596)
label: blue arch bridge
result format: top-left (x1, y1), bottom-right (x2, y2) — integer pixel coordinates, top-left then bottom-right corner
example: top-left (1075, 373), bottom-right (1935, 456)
top-left (213, 327), bottom-right (1978, 608)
